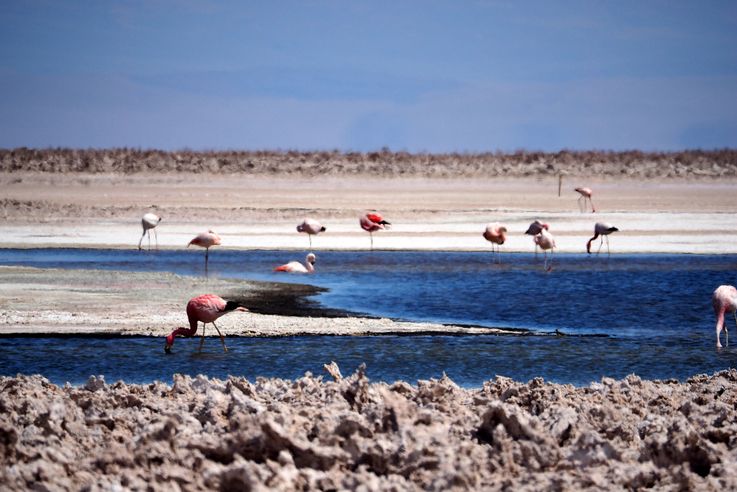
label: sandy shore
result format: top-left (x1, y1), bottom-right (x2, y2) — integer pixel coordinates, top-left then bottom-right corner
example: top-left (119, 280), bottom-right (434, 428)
top-left (2, 173), bottom-right (737, 253)
top-left (2, 368), bottom-right (737, 490)
top-left (0, 266), bottom-right (517, 337)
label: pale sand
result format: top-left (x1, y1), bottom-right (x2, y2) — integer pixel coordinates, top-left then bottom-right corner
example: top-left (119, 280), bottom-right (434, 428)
top-left (2, 173), bottom-right (737, 253)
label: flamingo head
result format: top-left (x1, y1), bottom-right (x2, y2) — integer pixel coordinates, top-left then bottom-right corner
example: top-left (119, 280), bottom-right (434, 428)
top-left (320, 226), bottom-right (326, 232)
top-left (542, 223), bottom-right (550, 231)
top-left (307, 253), bottom-right (317, 265)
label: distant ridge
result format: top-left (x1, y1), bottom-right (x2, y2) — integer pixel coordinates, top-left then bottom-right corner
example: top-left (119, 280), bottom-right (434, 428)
top-left (2, 147), bottom-right (736, 178)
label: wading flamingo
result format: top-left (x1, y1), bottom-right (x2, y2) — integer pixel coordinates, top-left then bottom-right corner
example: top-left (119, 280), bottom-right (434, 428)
top-left (274, 253), bottom-right (316, 274)
top-left (534, 228), bottom-right (556, 270)
top-left (712, 285), bottom-right (737, 348)
top-left (525, 220), bottom-right (549, 256)
top-left (587, 222), bottom-right (619, 255)
top-left (483, 223), bottom-right (507, 261)
top-left (297, 218), bottom-right (326, 248)
top-left (360, 212), bottom-right (391, 250)
top-left (138, 213), bottom-right (161, 251)
top-left (575, 187), bottom-right (596, 213)
top-left (164, 294), bottom-right (248, 353)
top-left (188, 230), bottom-right (221, 275)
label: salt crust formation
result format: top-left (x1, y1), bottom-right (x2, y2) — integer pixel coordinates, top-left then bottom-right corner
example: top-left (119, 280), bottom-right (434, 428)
top-left (2, 365), bottom-right (737, 490)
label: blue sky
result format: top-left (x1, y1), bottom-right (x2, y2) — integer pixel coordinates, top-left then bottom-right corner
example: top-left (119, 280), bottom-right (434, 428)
top-left (1, 1), bottom-right (736, 152)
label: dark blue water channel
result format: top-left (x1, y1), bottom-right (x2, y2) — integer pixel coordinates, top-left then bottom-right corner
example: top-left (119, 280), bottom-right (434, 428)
top-left (1, 248), bottom-right (736, 386)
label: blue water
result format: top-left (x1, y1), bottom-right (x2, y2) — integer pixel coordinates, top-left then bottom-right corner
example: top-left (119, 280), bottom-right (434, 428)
top-left (1, 248), bottom-right (736, 386)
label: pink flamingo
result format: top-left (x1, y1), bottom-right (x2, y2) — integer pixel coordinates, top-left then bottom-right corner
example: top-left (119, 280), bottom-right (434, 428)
top-left (138, 213), bottom-right (161, 251)
top-left (587, 222), bottom-right (619, 255)
top-left (297, 218), bottom-right (326, 248)
top-left (712, 285), bottom-right (737, 348)
top-left (360, 212), bottom-right (391, 250)
top-left (274, 253), bottom-right (316, 274)
top-left (483, 223), bottom-right (507, 261)
top-left (525, 220), bottom-right (549, 256)
top-left (188, 230), bottom-right (221, 275)
top-left (575, 187), bottom-right (596, 213)
top-left (164, 294), bottom-right (248, 353)
top-left (534, 228), bottom-right (556, 270)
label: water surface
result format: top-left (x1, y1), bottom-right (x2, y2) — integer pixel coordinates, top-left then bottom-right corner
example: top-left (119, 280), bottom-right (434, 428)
top-left (1, 248), bottom-right (735, 386)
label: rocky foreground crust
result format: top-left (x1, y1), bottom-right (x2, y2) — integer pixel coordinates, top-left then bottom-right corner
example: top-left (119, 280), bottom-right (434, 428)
top-left (2, 366), bottom-right (737, 491)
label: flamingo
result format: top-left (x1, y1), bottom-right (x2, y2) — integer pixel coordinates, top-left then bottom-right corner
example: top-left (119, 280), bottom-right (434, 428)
top-left (138, 213), bottom-right (161, 251)
top-left (188, 230), bottom-right (221, 275)
top-left (575, 187), bottom-right (596, 213)
top-left (360, 212), bottom-right (391, 250)
top-left (587, 222), bottom-right (619, 254)
top-left (712, 285), bottom-right (737, 348)
top-left (483, 223), bottom-right (507, 261)
top-left (274, 253), bottom-right (316, 274)
top-left (534, 228), bottom-right (556, 270)
top-left (164, 294), bottom-right (248, 353)
top-left (525, 220), bottom-right (549, 256)
top-left (297, 218), bottom-right (326, 248)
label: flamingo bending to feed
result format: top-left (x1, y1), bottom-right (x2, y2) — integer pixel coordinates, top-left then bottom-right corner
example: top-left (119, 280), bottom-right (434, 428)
top-left (138, 213), bottom-right (162, 251)
top-left (525, 220), bottom-right (549, 256)
top-left (360, 212), bottom-right (391, 250)
top-left (575, 187), bottom-right (596, 213)
top-left (587, 222), bottom-right (619, 254)
top-left (297, 218), bottom-right (326, 248)
top-left (483, 223), bottom-right (507, 260)
top-left (713, 285), bottom-right (737, 348)
top-left (164, 294), bottom-right (248, 353)
top-left (274, 253), bottom-right (317, 274)
top-left (534, 228), bottom-right (556, 270)
top-left (188, 230), bottom-right (221, 274)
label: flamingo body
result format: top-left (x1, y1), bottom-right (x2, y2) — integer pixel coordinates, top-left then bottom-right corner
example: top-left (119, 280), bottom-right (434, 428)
top-left (188, 230), bottom-right (221, 249)
top-left (587, 222), bottom-right (619, 254)
top-left (534, 229), bottom-right (556, 270)
top-left (165, 294), bottom-right (247, 352)
top-left (713, 285), bottom-right (737, 348)
top-left (360, 212), bottom-right (391, 249)
top-left (483, 223), bottom-right (507, 261)
top-left (483, 223), bottom-right (507, 245)
top-left (575, 187), bottom-right (596, 213)
top-left (524, 220), bottom-right (548, 236)
top-left (525, 220), bottom-right (549, 256)
top-left (297, 218), bottom-right (326, 247)
top-left (138, 213), bottom-right (162, 250)
top-left (188, 230), bottom-right (221, 274)
top-left (274, 253), bottom-right (316, 274)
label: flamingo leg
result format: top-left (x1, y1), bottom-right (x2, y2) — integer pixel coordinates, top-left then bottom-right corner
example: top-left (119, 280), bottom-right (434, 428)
top-left (138, 230), bottom-right (146, 251)
top-left (212, 321), bottom-right (228, 352)
top-left (606, 235), bottom-right (610, 255)
top-left (148, 230), bottom-right (151, 251)
top-left (597, 237), bottom-right (603, 254)
top-left (589, 198), bottom-right (596, 213)
top-left (309, 235), bottom-right (312, 248)
top-left (370, 232), bottom-right (374, 251)
top-left (198, 323), bottom-right (206, 352)
top-left (154, 228), bottom-right (158, 250)
top-left (205, 248), bottom-right (209, 277)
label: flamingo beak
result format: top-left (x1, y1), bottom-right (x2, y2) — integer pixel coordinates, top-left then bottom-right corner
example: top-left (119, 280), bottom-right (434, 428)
top-left (235, 306), bottom-right (249, 312)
